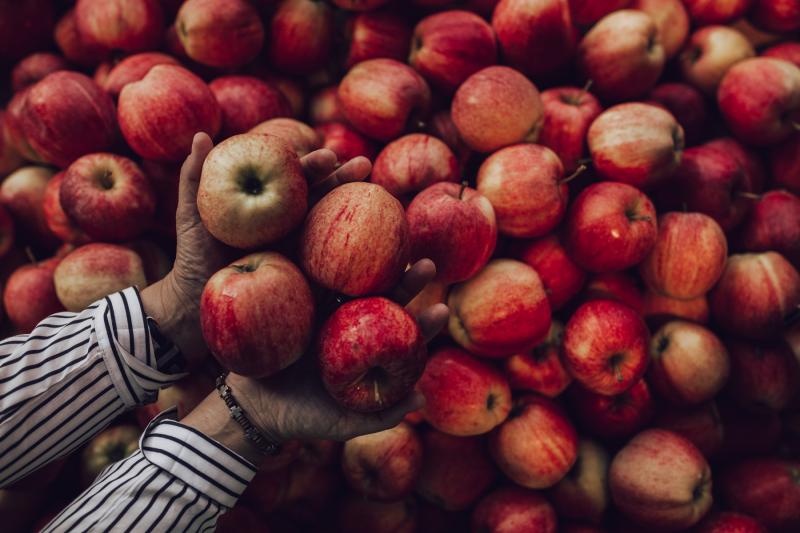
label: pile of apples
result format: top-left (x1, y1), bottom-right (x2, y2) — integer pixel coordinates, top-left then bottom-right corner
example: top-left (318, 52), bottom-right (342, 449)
top-left (0, 0), bottom-right (800, 531)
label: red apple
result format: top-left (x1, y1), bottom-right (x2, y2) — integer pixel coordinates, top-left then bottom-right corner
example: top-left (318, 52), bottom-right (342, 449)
top-left (345, 11), bottom-right (412, 69)
top-left (720, 458), bottom-right (800, 531)
top-left (643, 291), bottom-right (709, 327)
top-left (119, 65), bottom-right (221, 162)
top-left (451, 66), bottom-right (543, 154)
top-left (0, 111), bottom-right (23, 177)
top-left (705, 137), bottom-right (767, 193)
top-left (694, 512), bottom-right (768, 533)
top-left (54, 243), bottom-right (147, 311)
top-left (0, 166), bottom-right (56, 247)
top-left (371, 134), bottom-right (459, 198)
top-left (301, 182), bottom-right (409, 296)
top-left (3, 259), bottom-right (64, 333)
top-left (736, 190), bottom-right (800, 267)
top-left (448, 259), bottom-right (551, 358)
top-left (250, 118), bottom-right (321, 158)
top-left (681, 0), bottom-right (753, 25)
top-left (3, 89), bottom-right (42, 164)
top-left (11, 53), bottom-right (69, 93)
top-left (75, 0), bottom-right (164, 52)
top-left (406, 182), bottom-right (496, 284)
top-left (60, 153), bottom-right (156, 242)
top-left (709, 252), bottom-right (800, 340)
top-left (267, 0), bottom-right (333, 75)
top-left (564, 181), bottom-right (658, 273)
top-left (609, 429), bottom-right (713, 529)
top-left (418, 347), bottom-right (512, 436)
top-left (426, 110), bottom-right (471, 170)
top-left (577, 10), bottom-right (666, 101)
top-left (538, 85), bottom-right (603, 173)
top-left (338, 59), bottom-right (431, 142)
top-left (770, 133), bottom-right (800, 193)
top-left (338, 496), bottom-right (417, 533)
top-left (332, 0), bottom-right (391, 9)
top-left (315, 122), bottom-right (377, 162)
top-left (588, 103), bottom-right (684, 189)
top-left (568, 378), bottom-right (655, 440)
top-left (582, 272), bottom-right (645, 314)
top-left (309, 86), bottom-right (345, 125)
top-left (631, 0), bottom-right (689, 58)
top-left (477, 144), bottom-right (569, 238)
top-left (763, 41), bottom-right (800, 67)
top-left (512, 234), bottom-right (586, 311)
top-left (569, 0), bottom-right (631, 26)
top-left (80, 425), bottom-right (141, 485)
top-left (726, 338), bottom-right (799, 411)
top-left (647, 83), bottom-right (708, 146)
top-left (472, 487), bottom-right (558, 533)
top-left (210, 76), bottom-right (291, 138)
top-left (549, 439), bottom-right (610, 524)
top-left (342, 422), bottom-right (422, 501)
top-left (750, 0), bottom-right (800, 33)
top-left (655, 402), bottom-right (724, 458)
top-left (103, 52), bottom-right (180, 100)
top-left (490, 394), bottom-right (578, 489)
top-left (0, 206), bottom-right (14, 258)
top-left (679, 26), bottom-right (755, 96)
top-left (175, 0), bottom-right (264, 68)
top-left (54, 9), bottom-right (109, 67)
top-left (504, 322), bottom-right (572, 398)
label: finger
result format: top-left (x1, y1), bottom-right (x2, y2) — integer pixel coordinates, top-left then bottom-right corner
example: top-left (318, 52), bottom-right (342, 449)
top-left (309, 156), bottom-right (372, 201)
top-left (418, 303), bottom-right (449, 343)
top-left (347, 392), bottom-right (426, 438)
top-left (392, 259), bottom-right (437, 305)
top-left (176, 132), bottom-right (214, 220)
top-left (301, 149), bottom-right (338, 185)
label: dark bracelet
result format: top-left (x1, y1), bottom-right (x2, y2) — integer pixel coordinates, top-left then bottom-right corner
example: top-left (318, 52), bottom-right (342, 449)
top-left (215, 372), bottom-right (282, 456)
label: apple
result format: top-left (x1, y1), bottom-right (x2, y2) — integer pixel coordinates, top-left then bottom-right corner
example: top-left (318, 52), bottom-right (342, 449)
top-left (750, 0), bottom-right (800, 33)
top-left (704, 137), bottom-right (767, 193)
top-left (338, 59), bottom-right (431, 142)
top-left (406, 182), bottom-right (496, 284)
top-left (563, 299), bottom-right (650, 395)
top-left (11, 53), bottom-right (69, 93)
top-left (679, 26), bottom-right (755, 96)
top-left (54, 9), bottom-right (109, 67)
top-left (477, 144), bottom-right (570, 238)
top-left (309, 86), bottom-right (345, 124)
top-left (60, 153), bottom-right (156, 243)
top-left (763, 41), bottom-right (800, 67)
top-left (345, 11), bottom-right (412, 69)
top-left (633, 0), bottom-right (689, 59)
top-left (0, 206), bottom-right (14, 258)
top-left (175, 0), bottom-right (264, 68)
top-left (710, 252), bottom-right (800, 340)
top-left (301, 182), bottom-right (409, 296)
top-left (332, 0), bottom-right (391, 9)
top-left (250, 118), bottom-right (321, 158)
top-left (770, 133), bottom-right (800, 194)
top-left (568, 378), bottom-right (655, 440)
top-left (338, 496), bottom-right (417, 533)
top-left (647, 83), bottom-right (708, 146)
top-left (75, 0), bottom-right (164, 52)
top-left (267, 0), bottom-right (334, 75)
top-left (504, 322), bottom-right (572, 398)
top-left (655, 402), bottom-right (724, 458)
top-left (736, 190), bottom-right (800, 267)
top-left (448, 259), bottom-right (551, 358)
top-left (490, 394), bottom-right (578, 489)
top-left (564, 181), bottom-right (658, 273)
top-left (569, 0), bottom-right (631, 26)
top-left (0, 166), bottom-right (56, 247)
top-left (451, 65), bottom-right (543, 153)
top-left (43, 171), bottom-right (89, 245)
top-left (426, 110), bottom-right (471, 170)
top-left (0, 0), bottom-right (55, 64)
top-left (316, 122), bottom-right (377, 162)
top-left (318, 297), bottom-right (425, 413)
top-left (471, 487), bottom-right (558, 533)
top-left (3, 259), bottom-right (64, 333)
top-left (416, 430), bottom-right (496, 510)
top-left (260, 75), bottom-right (305, 119)
top-left (371, 134), bottom-right (459, 198)
top-left (210, 76), bottom-right (291, 138)
top-left (643, 291), bottom-right (709, 327)
top-left (54, 243), bottom-right (147, 311)
top-left (410, 10), bottom-right (496, 93)
top-left (538, 85), bottom-right (603, 173)
top-left (718, 57), bottom-right (800, 146)
top-left (694, 512), bottom-right (768, 533)
top-left (511, 234), bottom-right (586, 311)
top-left (341, 421), bottom-right (422, 500)
top-left (681, 0), bottom-right (753, 25)
top-left (577, 10), bottom-right (665, 101)
top-left (4, 89), bottom-right (44, 165)
top-left (102, 52), bottom-right (180, 99)
top-left (726, 338), bottom-right (799, 411)
top-left (80, 425), bottom-right (141, 485)
top-left (549, 439), bottom-right (610, 524)
top-left (720, 458), bottom-right (800, 531)
top-left (609, 429), bottom-right (713, 529)
top-left (0, 111), bottom-right (23, 177)
top-left (582, 272), bottom-right (645, 313)
top-left (417, 347), bottom-right (512, 436)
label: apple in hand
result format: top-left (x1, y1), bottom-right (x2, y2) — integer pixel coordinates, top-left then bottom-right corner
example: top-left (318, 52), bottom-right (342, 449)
top-left (471, 487), bottom-right (558, 533)
top-left (371, 134), bottom-right (459, 198)
top-left (647, 83), bottom-right (708, 146)
top-left (609, 429), bottom-right (713, 530)
top-left (198, 134), bottom-right (307, 249)
top-left (316, 122), bottom-right (377, 162)
top-left (344, 11), bottom-right (412, 69)
top-left (549, 439), bottom-right (610, 524)
top-left (720, 458), bottom-right (800, 531)
top-left (80, 425), bottom-right (141, 485)
top-left (726, 338), bottom-right (799, 411)
top-left (3, 258), bottom-right (64, 333)
top-left (504, 322), bottom-right (572, 398)
top-left (736, 190), bottom-right (800, 268)
top-left (539, 85), bottom-right (602, 173)
top-left (210, 76), bottom-right (291, 137)
top-left (568, 378), bottom-right (654, 440)
top-left (267, 0), bottom-right (333, 75)
top-left (679, 26), bottom-right (755, 95)
top-left (512, 235), bottom-right (586, 311)
top-left (11, 53), bottom-right (69, 93)
top-left (250, 118), bottom-right (321, 158)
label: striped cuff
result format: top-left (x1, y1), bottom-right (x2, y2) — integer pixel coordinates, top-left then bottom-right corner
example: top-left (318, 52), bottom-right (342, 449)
top-left (94, 288), bottom-right (186, 407)
top-left (140, 411), bottom-right (257, 508)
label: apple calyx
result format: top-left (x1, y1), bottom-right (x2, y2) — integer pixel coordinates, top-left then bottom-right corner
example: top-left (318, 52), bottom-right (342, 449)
top-left (692, 473), bottom-right (710, 502)
top-left (562, 79), bottom-right (594, 106)
top-left (95, 168), bottom-right (114, 190)
top-left (609, 353), bottom-right (625, 383)
top-left (654, 335), bottom-right (669, 356)
top-left (458, 181), bottom-right (468, 200)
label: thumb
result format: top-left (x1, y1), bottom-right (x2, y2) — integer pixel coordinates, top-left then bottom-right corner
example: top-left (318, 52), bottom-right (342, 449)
top-left (176, 132), bottom-right (214, 224)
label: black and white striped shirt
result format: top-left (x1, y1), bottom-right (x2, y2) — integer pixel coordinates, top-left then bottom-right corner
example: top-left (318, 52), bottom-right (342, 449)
top-left (0, 288), bottom-right (256, 532)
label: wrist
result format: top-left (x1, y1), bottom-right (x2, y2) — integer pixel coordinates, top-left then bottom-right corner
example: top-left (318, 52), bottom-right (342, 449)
top-left (226, 373), bottom-right (286, 444)
top-left (140, 272), bottom-right (202, 362)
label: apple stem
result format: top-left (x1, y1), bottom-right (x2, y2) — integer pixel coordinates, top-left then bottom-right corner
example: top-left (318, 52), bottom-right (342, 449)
top-left (24, 246), bottom-right (37, 264)
top-left (737, 191), bottom-right (762, 201)
top-left (459, 181), bottom-right (468, 199)
top-left (576, 157), bottom-right (593, 168)
top-left (793, 121), bottom-right (800, 132)
top-left (578, 79), bottom-right (593, 103)
top-left (560, 164), bottom-right (588, 185)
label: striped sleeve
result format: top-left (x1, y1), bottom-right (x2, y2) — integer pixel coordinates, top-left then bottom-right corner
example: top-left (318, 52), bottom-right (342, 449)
top-left (42, 411), bottom-right (256, 533)
top-left (0, 287), bottom-right (185, 488)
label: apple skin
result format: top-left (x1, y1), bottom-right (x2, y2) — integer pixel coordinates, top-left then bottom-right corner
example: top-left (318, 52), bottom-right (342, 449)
top-left (577, 10), bottom-right (666, 101)
top-left (694, 512), bottom-right (768, 533)
top-left (643, 291), bottom-right (710, 328)
top-left (2, 259), bottom-right (64, 333)
top-left (504, 322), bottom-right (572, 398)
top-left (588, 103), bottom-right (684, 190)
top-left (54, 243), bottom-right (147, 312)
top-left (75, 0), bottom-right (163, 52)
top-left (563, 299), bottom-right (650, 396)
top-left (451, 66), bottom-right (544, 154)
top-left (372, 134), bottom-right (459, 198)
top-left (511, 234), bottom-right (586, 311)
top-left (633, 0), bottom-right (690, 60)
top-left (210, 77), bottom-right (291, 139)
top-left (0, 111), bottom-right (24, 177)
top-left (709, 252), bottom-right (800, 340)
top-left (640, 212), bottom-right (728, 300)
top-left (175, 0), bottom-right (264, 68)
top-left (11, 53), bottom-right (69, 93)
top-left (648, 321), bottom-right (730, 406)
top-left (119, 65), bottom-right (221, 162)
top-left (582, 272), bottom-right (645, 314)
top-left (316, 122), bottom-right (378, 162)
top-left (471, 487), bottom-right (558, 533)
top-left (492, 0), bottom-right (576, 79)
top-left (338, 496), bottom-right (417, 533)
top-left (477, 144), bottom-right (568, 238)
top-left (201, 252), bottom-right (314, 378)
top-left (411, 10), bottom-right (497, 94)
top-left (736, 190), bottom-right (800, 268)
top-left (418, 347), bottom-right (512, 436)
top-left (250, 118), bottom-right (321, 158)
top-left (0, 206), bottom-right (14, 258)
top-left (679, 26), bottom-right (755, 96)
top-left (647, 83), bottom-right (708, 146)
top-left (568, 378), bottom-right (655, 441)
top-left (19, 72), bottom-right (117, 169)
top-left (726, 338), bottom-right (799, 411)
top-left (338, 59), bottom-right (431, 142)
top-left (750, 0), bottom-right (800, 33)
top-left (407, 182), bottom-right (496, 284)
top-left (763, 41), bottom-right (800, 67)
top-left (267, 0), bottom-right (334, 75)
top-left (448, 259), bottom-right (551, 358)
top-left (569, 0), bottom-right (631, 26)
top-left (682, 0), bottom-right (753, 25)
top-left (717, 57), bottom-right (800, 146)
top-left (538, 86), bottom-right (603, 174)
top-left (332, 0), bottom-right (391, 9)
top-left (490, 394), bottom-right (578, 489)
top-left (549, 439), bottom-right (610, 524)
top-left (4, 89), bottom-right (42, 164)
top-left (318, 297), bottom-right (425, 413)
top-left (54, 8), bottom-right (109, 68)
top-left (0, 166), bottom-right (57, 248)
top-left (102, 52), bottom-right (180, 100)
top-left (345, 11), bottom-right (412, 70)
top-left (705, 137), bottom-right (767, 193)
top-left (564, 181), bottom-right (658, 273)
top-left (416, 430), bottom-right (496, 511)
top-left (342, 422), bottom-right (423, 501)
top-left (426, 110), bottom-right (471, 170)
top-left (720, 458), bottom-right (800, 531)
top-left (80, 425), bottom-right (141, 486)
top-left (60, 153), bottom-right (156, 243)
top-left (309, 86), bottom-right (346, 125)
top-left (609, 429), bottom-right (713, 530)
top-left (770, 133), bottom-right (800, 194)
top-left (655, 402), bottom-right (724, 458)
